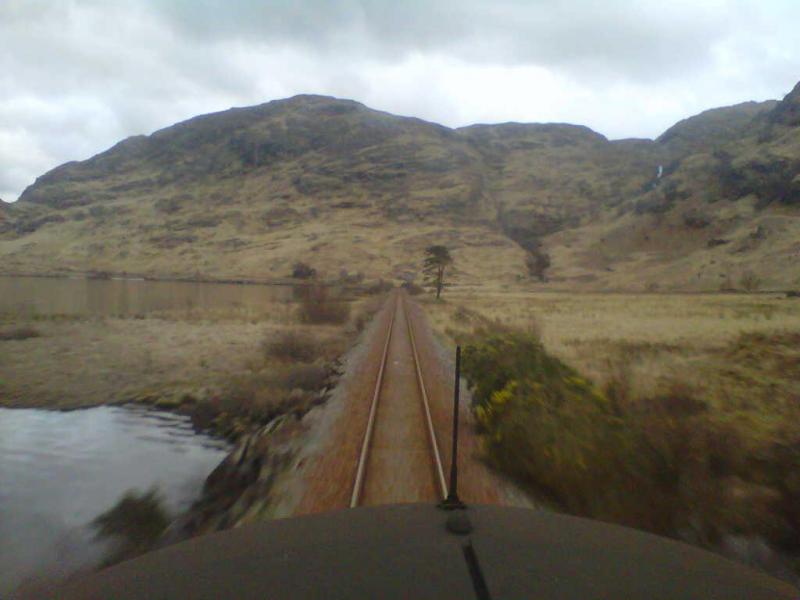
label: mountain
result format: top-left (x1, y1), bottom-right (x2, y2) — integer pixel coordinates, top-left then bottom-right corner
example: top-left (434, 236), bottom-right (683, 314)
top-left (769, 81), bottom-right (800, 127)
top-left (1, 85), bottom-right (799, 291)
top-left (656, 101), bottom-right (776, 155)
top-left (0, 200), bottom-right (10, 230)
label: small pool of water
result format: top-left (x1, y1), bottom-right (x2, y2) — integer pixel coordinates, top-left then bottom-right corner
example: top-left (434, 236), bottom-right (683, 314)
top-left (0, 405), bottom-right (229, 595)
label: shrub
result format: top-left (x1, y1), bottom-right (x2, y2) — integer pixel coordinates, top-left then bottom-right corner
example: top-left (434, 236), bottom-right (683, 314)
top-left (740, 271), bottom-right (761, 292)
top-left (154, 198), bottom-right (181, 214)
top-left (93, 487), bottom-right (169, 544)
top-left (764, 427), bottom-right (800, 541)
top-left (461, 330), bottom-right (631, 515)
top-left (222, 363), bottom-right (331, 423)
top-left (186, 216), bottom-right (221, 228)
top-left (0, 326), bottom-right (41, 341)
top-left (88, 205), bottom-right (110, 219)
top-left (339, 269), bottom-right (365, 284)
top-left (221, 373), bottom-right (281, 421)
top-left (263, 330), bottom-right (318, 363)
top-left (364, 279), bottom-right (394, 295)
top-left (297, 285), bottom-right (350, 324)
top-left (525, 249), bottom-right (551, 282)
top-left (262, 329), bottom-right (345, 363)
top-left (279, 363), bottom-right (328, 391)
top-left (460, 328), bottom-right (759, 536)
top-left (682, 210), bottom-right (711, 229)
top-left (87, 270), bottom-right (112, 280)
top-left (291, 262), bottom-right (316, 279)
top-left (401, 281), bottom-right (424, 295)
top-left (351, 296), bottom-right (384, 333)
top-left (92, 488), bottom-right (170, 565)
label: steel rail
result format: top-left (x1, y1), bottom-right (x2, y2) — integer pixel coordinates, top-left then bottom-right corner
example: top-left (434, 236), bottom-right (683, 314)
top-left (349, 293), bottom-right (397, 507)
top-left (403, 295), bottom-right (449, 500)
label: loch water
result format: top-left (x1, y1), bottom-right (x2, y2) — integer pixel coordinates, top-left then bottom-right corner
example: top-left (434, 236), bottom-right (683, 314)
top-left (0, 405), bottom-right (230, 595)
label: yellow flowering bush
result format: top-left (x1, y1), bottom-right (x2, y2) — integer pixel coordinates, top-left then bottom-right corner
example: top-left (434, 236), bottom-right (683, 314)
top-left (462, 330), bottom-right (634, 519)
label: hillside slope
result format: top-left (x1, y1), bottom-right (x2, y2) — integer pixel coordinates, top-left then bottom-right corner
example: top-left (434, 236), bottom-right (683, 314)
top-left (547, 86), bottom-right (800, 290)
top-left (1, 84), bottom-right (799, 290)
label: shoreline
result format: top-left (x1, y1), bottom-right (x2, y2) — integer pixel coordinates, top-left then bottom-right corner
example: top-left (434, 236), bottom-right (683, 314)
top-left (2, 271), bottom-right (796, 296)
top-left (0, 292), bottom-right (379, 591)
top-left (0, 270), bottom-right (350, 289)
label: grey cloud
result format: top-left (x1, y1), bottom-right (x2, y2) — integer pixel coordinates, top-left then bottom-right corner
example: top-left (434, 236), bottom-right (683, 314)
top-left (1, 0), bottom-right (799, 201)
top-left (145, 0), bottom-right (730, 80)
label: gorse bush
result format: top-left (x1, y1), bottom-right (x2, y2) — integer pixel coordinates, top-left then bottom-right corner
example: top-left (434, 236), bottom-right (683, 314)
top-left (462, 330), bottom-right (631, 517)
top-left (462, 326), bottom-right (800, 548)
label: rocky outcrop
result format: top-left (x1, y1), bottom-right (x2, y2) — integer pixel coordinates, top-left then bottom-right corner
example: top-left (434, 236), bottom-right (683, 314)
top-left (161, 358), bottom-right (345, 540)
top-left (170, 416), bottom-right (297, 537)
top-left (770, 81), bottom-right (800, 127)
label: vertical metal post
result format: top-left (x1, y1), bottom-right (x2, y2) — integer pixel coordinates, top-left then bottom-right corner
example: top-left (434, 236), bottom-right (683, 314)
top-left (440, 345), bottom-right (466, 510)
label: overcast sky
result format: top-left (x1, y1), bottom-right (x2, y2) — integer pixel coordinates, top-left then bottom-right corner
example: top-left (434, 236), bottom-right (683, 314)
top-left (1, 0), bottom-right (799, 202)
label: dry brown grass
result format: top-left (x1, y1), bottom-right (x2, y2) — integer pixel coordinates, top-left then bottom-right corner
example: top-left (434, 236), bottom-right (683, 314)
top-left (427, 290), bottom-right (800, 395)
top-left (218, 294), bottom-right (386, 426)
top-left (0, 288), bottom-right (360, 414)
top-left (220, 365), bottom-right (328, 424)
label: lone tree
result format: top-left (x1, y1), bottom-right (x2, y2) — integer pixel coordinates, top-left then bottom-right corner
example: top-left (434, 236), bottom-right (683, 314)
top-left (423, 245), bottom-right (453, 299)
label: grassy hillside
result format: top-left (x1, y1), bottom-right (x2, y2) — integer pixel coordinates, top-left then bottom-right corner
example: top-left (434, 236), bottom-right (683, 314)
top-left (548, 86), bottom-right (800, 291)
top-left (1, 84), bottom-right (799, 290)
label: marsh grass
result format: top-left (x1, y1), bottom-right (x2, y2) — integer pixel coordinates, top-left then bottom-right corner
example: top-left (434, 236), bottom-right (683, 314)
top-left (93, 487), bottom-right (170, 566)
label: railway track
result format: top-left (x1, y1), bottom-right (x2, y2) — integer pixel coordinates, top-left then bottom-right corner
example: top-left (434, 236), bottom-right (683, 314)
top-left (350, 292), bottom-right (448, 507)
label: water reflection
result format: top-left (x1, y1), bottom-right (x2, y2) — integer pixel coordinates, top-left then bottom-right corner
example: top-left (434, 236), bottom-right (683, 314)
top-left (0, 276), bottom-right (294, 317)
